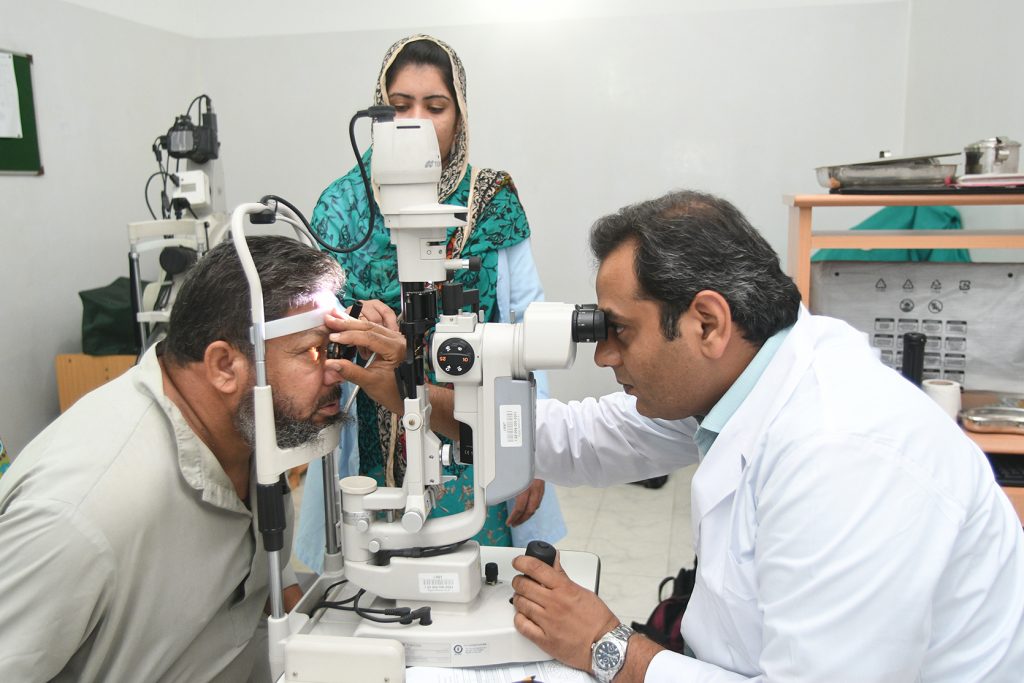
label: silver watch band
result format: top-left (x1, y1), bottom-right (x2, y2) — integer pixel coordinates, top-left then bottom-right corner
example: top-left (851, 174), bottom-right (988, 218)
top-left (592, 623), bottom-right (634, 683)
top-left (609, 624), bottom-right (634, 641)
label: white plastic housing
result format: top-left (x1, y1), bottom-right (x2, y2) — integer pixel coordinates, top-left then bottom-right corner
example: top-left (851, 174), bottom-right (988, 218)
top-left (171, 169), bottom-right (212, 211)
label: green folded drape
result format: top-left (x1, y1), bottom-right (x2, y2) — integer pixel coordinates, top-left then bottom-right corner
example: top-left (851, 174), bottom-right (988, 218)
top-left (811, 206), bottom-right (971, 263)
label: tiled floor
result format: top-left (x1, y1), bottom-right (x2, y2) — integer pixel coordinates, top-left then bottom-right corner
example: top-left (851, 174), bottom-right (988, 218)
top-left (552, 465), bottom-right (697, 628)
top-left (292, 464), bottom-right (699, 628)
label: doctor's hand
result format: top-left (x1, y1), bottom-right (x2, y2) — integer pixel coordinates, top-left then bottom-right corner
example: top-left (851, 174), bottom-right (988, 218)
top-left (511, 552), bottom-right (619, 671)
top-left (348, 298), bottom-right (399, 331)
top-left (323, 313), bottom-right (406, 413)
top-left (506, 479), bottom-right (546, 527)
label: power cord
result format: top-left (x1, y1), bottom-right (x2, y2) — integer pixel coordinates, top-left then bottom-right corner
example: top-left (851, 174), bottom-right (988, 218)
top-left (376, 540), bottom-right (467, 563)
top-left (313, 579), bottom-right (432, 626)
top-left (292, 106), bottom-right (395, 255)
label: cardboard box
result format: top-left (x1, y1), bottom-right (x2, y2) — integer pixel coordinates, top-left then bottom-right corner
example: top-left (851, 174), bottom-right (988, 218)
top-left (55, 354), bottom-right (136, 412)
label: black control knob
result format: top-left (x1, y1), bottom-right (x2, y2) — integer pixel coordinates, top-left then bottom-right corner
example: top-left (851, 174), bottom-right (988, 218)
top-left (510, 541), bottom-right (558, 605)
top-left (436, 338), bottom-right (475, 376)
top-left (525, 540), bottom-right (556, 567)
top-left (484, 561), bottom-right (499, 585)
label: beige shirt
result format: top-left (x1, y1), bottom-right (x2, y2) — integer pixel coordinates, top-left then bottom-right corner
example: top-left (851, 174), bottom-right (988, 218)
top-left (0, 346), bottom-right (296, 682)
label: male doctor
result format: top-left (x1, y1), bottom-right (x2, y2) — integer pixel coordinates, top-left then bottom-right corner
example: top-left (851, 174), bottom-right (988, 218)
top-left (328, 190), bottom-right (1024, 682)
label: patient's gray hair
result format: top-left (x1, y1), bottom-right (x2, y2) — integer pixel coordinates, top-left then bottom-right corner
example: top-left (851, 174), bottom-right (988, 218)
top-left (589, 190), bottom-right (800, 345)
top-left (164, 235), bottom-right (345, 364)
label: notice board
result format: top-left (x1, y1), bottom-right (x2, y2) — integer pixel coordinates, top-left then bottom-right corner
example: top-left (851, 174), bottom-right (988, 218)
top-left (0, 50), bottom-right (42, 175)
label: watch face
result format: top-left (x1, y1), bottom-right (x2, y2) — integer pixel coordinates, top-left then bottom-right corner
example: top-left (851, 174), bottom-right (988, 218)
top-left (594, 640), bottom-right (622, 671)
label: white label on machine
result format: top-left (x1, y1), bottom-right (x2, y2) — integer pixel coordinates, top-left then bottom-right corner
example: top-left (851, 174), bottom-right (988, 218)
top-left (418, 572), bottom-right (460, 594)
top-left (499, 404), bottom-right (523, 448)
top-left (405, 641), bottom-right (453, 667)
top-left (451, 641), bottom-right (489, 658)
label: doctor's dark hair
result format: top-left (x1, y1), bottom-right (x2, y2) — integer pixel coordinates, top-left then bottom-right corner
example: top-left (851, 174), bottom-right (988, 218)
top-left (386, 39), bottom-right (459, 112)
top-left (163, 236), bottom-right (345, 365)
top-left (589, 190), bottom-right (800, 345)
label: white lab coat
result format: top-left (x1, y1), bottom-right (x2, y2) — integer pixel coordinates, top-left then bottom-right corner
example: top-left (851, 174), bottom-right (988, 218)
top-left (535, 311), bottom-right (1024, 682)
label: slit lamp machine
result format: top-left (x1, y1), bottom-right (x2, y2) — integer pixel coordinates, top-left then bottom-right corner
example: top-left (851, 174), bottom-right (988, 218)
top-left (230, 107), bottom-right (606, 681)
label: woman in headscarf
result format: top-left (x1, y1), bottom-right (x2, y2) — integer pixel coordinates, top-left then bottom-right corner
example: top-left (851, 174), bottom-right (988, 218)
top-left (295, 35), bottom-right (564, 572)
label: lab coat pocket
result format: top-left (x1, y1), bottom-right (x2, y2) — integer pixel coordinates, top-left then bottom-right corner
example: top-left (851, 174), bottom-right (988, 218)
top-left (719, 543), bottom-right (763, 672)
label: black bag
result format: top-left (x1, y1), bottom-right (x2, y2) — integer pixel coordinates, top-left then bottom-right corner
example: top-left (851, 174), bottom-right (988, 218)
top-left (79, 277), bottom-right (140, 355)
top-left (631, 557), bottom-right (697, 654)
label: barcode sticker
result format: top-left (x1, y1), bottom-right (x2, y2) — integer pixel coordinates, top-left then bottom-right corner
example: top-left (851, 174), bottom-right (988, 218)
top-left (418, 573), bottom-right (460, 594)
top-left (500, 405), bottom-right (523, 448)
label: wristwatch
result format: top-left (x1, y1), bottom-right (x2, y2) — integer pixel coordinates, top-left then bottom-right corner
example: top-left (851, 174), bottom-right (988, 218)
top-left (591, 623), bottom-right (634, 683)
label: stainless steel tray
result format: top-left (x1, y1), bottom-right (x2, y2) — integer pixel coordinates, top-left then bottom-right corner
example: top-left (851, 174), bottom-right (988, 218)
top-left (816, 152), bottom-right (960, 190)
top-left (961, 406), bottom-right (1024, 435)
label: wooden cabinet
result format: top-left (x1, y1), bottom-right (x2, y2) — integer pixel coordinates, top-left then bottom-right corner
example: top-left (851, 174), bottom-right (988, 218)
top-left (55, 354), bottom-right (136, 412)
top-left (784, 193), bottom-right (1024, 523)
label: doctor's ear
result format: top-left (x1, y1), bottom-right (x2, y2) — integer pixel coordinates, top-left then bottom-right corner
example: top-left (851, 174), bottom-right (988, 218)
top-left (203, 341), bottom-right (252, 396)
top-left (688, 290), bottom-right (733, 359)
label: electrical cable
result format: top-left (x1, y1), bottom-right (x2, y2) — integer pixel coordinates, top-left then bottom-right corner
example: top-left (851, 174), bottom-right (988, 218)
top-left (312, 578), bottom-right (432, 626)
top-left (184, 94), bottom-right (210, 120)
top-left (149, 136), bottom-right (173, 219)
top-left (264, 108), bottom-right (390, 255)
top-left (144, 171), bottom-right (176, 220)
top-left (376, 540), bottom-right (467, 562)
top-left (261, 182), bottom-right (372, 255)
top-left (144, 171), bottom-right (162, 220)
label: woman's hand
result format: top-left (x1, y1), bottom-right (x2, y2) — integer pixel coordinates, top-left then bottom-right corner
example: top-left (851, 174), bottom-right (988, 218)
top-left (507, 479), bottom-right (546, 527)
top-left (349, 299), bottom-right (399, 331)
top-left (323, 313), bottom-right (406, 413)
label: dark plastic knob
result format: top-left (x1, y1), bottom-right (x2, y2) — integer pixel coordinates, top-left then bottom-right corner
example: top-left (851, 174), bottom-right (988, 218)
top-left (484, 561), bottom-right (499, 585)
top-left (525, 540), bottom-right (556, 567)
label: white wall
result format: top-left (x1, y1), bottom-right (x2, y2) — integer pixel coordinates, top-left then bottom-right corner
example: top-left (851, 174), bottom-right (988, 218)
top-left (198, 1), bottom-right (910, 403)
top-left (0, 0), bottom-right (200, 453)
top-left (5, 0), bottom-right (1017, 454)
top-left (904, 0), bottom-right (1024, 261)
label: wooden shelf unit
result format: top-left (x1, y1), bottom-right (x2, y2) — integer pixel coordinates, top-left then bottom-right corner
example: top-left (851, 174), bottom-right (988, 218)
top-left (784, 193), bottom-right (1024, 304)
top-left (784, 193), bottom-right (1024, 524)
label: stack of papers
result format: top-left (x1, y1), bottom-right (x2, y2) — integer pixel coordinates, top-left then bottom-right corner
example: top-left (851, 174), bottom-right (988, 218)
top-left (407, 659), bottom-right (596, 682)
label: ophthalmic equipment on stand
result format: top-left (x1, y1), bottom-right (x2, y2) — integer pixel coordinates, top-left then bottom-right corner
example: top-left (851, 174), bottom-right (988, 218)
top-left (233, 106), bottom-right (606, 681)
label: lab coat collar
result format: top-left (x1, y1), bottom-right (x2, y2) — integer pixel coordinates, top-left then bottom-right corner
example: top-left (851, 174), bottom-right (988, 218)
top-left (691, 306), bottom-right (813, 545)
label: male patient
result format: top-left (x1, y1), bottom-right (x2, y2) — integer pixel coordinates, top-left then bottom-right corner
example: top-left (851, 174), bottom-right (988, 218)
top-left (0, 236), bottom-right (349, 681)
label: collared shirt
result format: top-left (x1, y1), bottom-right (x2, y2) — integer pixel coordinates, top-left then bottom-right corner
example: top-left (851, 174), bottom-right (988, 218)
top-left (693, 326), bottom-right (792, 458)
top-left (0, 346), bottom-right (293, 682)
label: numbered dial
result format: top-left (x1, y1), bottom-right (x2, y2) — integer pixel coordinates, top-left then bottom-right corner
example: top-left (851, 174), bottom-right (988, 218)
top-left (594, 640), bottom-right (623, 672)
top-left (436, 338), bottom-right (475, 376)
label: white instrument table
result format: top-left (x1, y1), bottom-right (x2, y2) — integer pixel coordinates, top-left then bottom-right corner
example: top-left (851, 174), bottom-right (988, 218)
top-left (298, 546), bottom-right (600, 669)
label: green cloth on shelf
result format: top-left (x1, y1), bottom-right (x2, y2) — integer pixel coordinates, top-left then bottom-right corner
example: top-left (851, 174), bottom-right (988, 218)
top-left (811, 205), bottom-right (971, 263)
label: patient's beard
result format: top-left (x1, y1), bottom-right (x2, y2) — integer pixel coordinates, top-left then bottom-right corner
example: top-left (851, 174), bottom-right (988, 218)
top-left (234, 385), bottom-right (349, 449)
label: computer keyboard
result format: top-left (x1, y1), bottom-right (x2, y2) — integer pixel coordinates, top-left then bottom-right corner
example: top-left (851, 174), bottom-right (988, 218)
top-left (987, 453), bottom-right (1024, 487)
